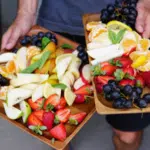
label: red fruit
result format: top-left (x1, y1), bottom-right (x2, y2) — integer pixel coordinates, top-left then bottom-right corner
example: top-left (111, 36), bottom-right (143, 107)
top-left (28, 98), bottom-right (45, 110)
top-left (33, 110), bottom-right (44, 121)
top-left (95, 83), bottom-right (103, 93)
top-left (100, 62), bottom-right (110, 67)
top-left (123, 47), bottom-right (136, 56)
top-left (50, 124), bottom-right (67, 141)
top-left (43, 111), bottom-right (55, 130)
top-left (140, 71), bottom-right (150, 87)
top-left (119, 79), bottom-right (135, 86)
top-left (55, 97), bottom-right (67, 110)
top-left (123, 67), bottom-right (136, 78)
top-left (27, 113), bottom-right (43, 126)
top-left (136, 75), bottom-right (145, 87)
top-left (74, 94), bottom-right (85, 104)
top-left (55, 108), bottom-right (71, 123)
top-left (114, 57), bottom-right (132, 68)
top-left (69, 112), bottom-right (87, 125)
top-left (95, 76), bottom-right (115, 85)
top-left (101, 64), bottom-right (117, 76)
top-left (44, 94), bottom-right (60, 110)
top-left (74, 85), bottom-right (93, 95)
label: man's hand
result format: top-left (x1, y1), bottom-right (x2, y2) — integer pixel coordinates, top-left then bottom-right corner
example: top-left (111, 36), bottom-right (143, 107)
top-left (136, 0), bottom-right (150, 38)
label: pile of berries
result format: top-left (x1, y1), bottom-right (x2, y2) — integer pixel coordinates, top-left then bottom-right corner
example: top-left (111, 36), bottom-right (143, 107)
top-left (101, 0), bottom-right (138, 28)
top-left (20, 32), bottom-right (57, 48)
top-left (103, 80), bottom-right (150, 109)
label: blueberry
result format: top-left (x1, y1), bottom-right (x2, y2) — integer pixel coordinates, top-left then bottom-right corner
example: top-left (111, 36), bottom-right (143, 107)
top-left (134, 87), bottom-right (143, 96)
top-left (107, 4), bottom-right (115, 13)
top-left (77, 45), bottom-right (85, 52)
top-left (110, 13), bottom-right (116, 20)
top-left (111, 91), bottom-right (121, 100)
top-left (123, 100), bottom-right (132, 108)
top-left (11, 48), bottom-right (18, 53)
top-left (31, 35), bottom-right (38, 39)
top-left (113, 98), bottom-right (124, 109)
top-left (108, 80), bottom-right (118, 89)
top-left (81, 54), bottom-right (89, 63)
top-left (123, 85), bottom-right (133, 96)
top-left (143, 94), bottom-right (150, 103)
top-left (78, 51), bottom-right (86, 59)
top-left (130, 91), bottom-right (139, 101)
top-left (38, 32), bottom-right (45, 38)
top-left (137, 99), bottom-right (147, 108)
top-left (130, 9), bottom-right (138, 17)
top-left (130, 3), bottom-right (137, 8)
top-left (122, 8), bottom-right (130, 15)
top-left (35, 40), bottom-right (42, 47)
top-left (24, 35), bottom-right (31, 43)
top-left (101, 13), bottom-right (109, 23)
top-left (105, 94), bottom-right (112, 101)
top-left (51, 38), bottom-right (57, 45)
top-left (103, 84), bottom-right (112, 94)
top-left (31, 36), bottom-right (39, 45)
top-left (20, 38), bottom-right (28, 46)
top-left (45, 32), bottom-right (53, 39)
top-left (0, 75), bottom-right (9, 86)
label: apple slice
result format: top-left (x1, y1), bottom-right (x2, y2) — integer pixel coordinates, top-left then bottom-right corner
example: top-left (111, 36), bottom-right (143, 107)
top-left (64, 88), bottom-right (76, 106)
top-left (20, 101), bottom-right (31, 123)
top-left (81, 64), bottom-right (91, 84)
top-left (65, 71), bottom-right (75, 86)
top-left (0, 86), bottom-right (13, 101)
top-left (72, 50), bottom-right (79, 56)
top-left (60, 76), bottom-right (71, 89)
top-left (32, 84), bottom-right (44, 102)
top-left (7, 88), bottom-right (32, 107)
top-left (0, 53), bottom-right (16, 63)
top-left (16, 47), bottom-right (27, 70)
top-left (3, 103), bottom-right (23, 120)
top-left (73, 77), bottom-right (86, 90)
top-left (21, 84), bottom-right (39, 91)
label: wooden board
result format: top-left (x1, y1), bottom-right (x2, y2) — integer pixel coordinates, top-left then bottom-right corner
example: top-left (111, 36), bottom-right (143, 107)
top-left (0, 25), bottom-right (95, 150)
top-left (82, 13), bottom-right (150, 115)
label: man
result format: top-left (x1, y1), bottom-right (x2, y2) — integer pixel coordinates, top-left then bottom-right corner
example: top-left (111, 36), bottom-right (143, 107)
top-left (1, 0), bottom-right (150, 150)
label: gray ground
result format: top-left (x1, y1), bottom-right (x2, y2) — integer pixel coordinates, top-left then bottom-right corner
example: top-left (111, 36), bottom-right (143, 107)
top-left (0, 113), bottom-right (150, 150)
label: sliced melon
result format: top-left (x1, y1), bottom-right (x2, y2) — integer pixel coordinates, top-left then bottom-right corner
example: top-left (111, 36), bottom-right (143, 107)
top-left (21, 84), bottom-right (39, 90)
top-left (0, 53), bottom-right (16, 63)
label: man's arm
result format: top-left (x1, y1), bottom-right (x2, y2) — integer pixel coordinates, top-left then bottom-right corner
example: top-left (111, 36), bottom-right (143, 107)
top-left (1, 0), bottom-right (38, 50)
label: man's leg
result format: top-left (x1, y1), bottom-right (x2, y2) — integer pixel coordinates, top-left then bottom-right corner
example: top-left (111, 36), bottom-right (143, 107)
top-left (113, 128), bottom-right (143, 150)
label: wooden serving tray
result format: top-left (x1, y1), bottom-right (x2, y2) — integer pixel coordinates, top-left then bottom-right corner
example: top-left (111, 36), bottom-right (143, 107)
top-left (0, 25), bottom-right (95, 150)
top-left (82, 13), bottom-right (150, 115)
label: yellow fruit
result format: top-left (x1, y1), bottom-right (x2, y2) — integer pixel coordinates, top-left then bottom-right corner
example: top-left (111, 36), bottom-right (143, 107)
top-left (133, 31), bottom-right (141, 43)
top-left (50, 52), bottom-right (56, 59)
top-left (47, 79), bottom-right (58, 85)
top-left (131, 55), bottom-right (147, 68)
top-left (107, 21), bottom-right (132, 31)
top-left (0, 66), bottom-right (8, 77)
top-left (138, 39), bottom-right (150, 51)
top-left (49, 58), bottom-right (56, 75)
top-left (138, 61), bottom-right (150, 72)
top-left (56, 48), bottom-right (65, 56)
top-left (43, 42), bottom-right (56, 53)
top-left (86, 21), bottom-right (103, 31)
top-left (27, 46), bottom-right (41, 60)
top-left (49, 74), bottom-right (58, 80)
top-left (130, 51), bottom-right (147, 61)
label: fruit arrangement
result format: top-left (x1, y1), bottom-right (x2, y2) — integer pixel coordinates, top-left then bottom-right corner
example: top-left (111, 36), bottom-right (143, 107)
top-left (0, 30), bottom-right (94, 142)
top-left (85, 5), bottom-right (150, 110)
top-left (101, 0), bottom-right (138, 29)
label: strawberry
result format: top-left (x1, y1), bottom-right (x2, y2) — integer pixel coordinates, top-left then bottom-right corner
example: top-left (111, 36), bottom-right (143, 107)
top-left (69, 112), bottom-right (87, 125)
top-left (123, 67), bottom-right (136, 78)
top-left (100, 61), bottom-right (110, 67)
top-left (50, 124), bottom-right (67, 141)
top-left (27, 113), bottom-right (43, 126)
top-left (43, 111), bottom-right (55, 130)
top-left (33, 110), bottom-right (44, 121)
top-left (119, 79), bottom-right (135, 86)
top-left (95, 83), bottom-right (103, 93)
top-left (44, 94), bottom-right (60, 110)
top-left (123, 47), bottom-right (136, 56)
top-left (95, 76), bottom-right (115, 85)
top-left (113, 57), bottom-right (132, 68)
top-left (74, 85), bottom-right (93, 95)
top-left (135, 75), bottom-right (145, 87)
top-left (101, 64), bottom-right (117, 76)
top-left (140, 71), bottom-right (150, 87)
top-left (74, 95), bottom-right (85, 104)
top-left (28, 98), bottom-right (45, 110)
top-left (55, 97), bottom-right (67, 110)
top-left (55, 108), bottom-right (71, 124)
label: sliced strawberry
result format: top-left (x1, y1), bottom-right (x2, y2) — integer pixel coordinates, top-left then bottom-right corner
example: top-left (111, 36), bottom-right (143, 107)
top-left (44, 94), bottom-right (60, 110)
top-left (123, 67), bottom-right (136, 78)
top-left (33, 110), bottom-right (44, 121)
top-left (69, 112), bottom-right (87, 125)
top-left (100, 61), bottom-right (111, 67)
top-left (43, 111), bottom-right (55, 130)
top-left (114, 57), bottom-right (132, 68)
top-left (123, 47), bottom-right (136, 56)
top-left (135, 75), bottom-right (145, 88)
top-left (50, 124), bottom-right (67, 141)
top-left (28, 98), bottom-right (45, 110)
top-left (140, 71), bottom-right (150, 87)
top-left (95, 83), bottom-right (104, 93)
top-left (55, 108), bottom-right (71, 124)
top-left (74, 85), bottom-right (93, 95)
top-left (55, 97), bottom-right (67, 110)
top-left (27, 113), bottom-right (43, 126)
top-left (101, 64), bottom-right (117, 76)
top-left (119, 79), bottom-right (135, 86)
top-left (95, 76), bottom-right (115, 85)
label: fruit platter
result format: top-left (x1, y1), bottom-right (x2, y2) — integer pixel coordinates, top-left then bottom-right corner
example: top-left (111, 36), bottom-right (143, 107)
top-left (0, 25), bottom-right (95, 150)
top-left (83, 1), bottom-right (150, 115)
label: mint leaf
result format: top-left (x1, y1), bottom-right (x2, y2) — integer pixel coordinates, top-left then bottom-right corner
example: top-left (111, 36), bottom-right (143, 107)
top-left (39, 51), bottom-right (51, 69)
top-left (116, 29), bottom-right (126, 43)
top-left (114, 69), bottom-right (125, 81)
top-left (61, 44), bottom-right (73, 49)
top-left (124, 73), bottom-right (135, 80)
top-left (42, 37), bottom-right (51, 50)
top-left (91, 65), bottom-right (105, 76)
top-left (108, 30), bottom-right (117, 44)
top-left (115, 60), bottom-right (122, 67)
top-left (52, 83), bottom-right (67, 90)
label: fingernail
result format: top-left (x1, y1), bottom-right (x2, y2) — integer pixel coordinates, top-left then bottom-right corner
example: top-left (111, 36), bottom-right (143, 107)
top-left (138, 26), bottom-right (143, 33)
top-left (6, 43), bottom-right (13, 49)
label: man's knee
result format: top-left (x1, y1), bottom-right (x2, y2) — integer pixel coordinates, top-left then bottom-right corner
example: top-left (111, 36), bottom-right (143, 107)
top-left (114, 129), bottom-right (143, 145)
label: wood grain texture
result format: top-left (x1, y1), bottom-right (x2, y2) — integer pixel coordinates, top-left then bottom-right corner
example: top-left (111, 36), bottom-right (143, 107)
top-left (0, 25), bottom-right (95, 150)
top-left (82, 13), bottom-right (150, 115)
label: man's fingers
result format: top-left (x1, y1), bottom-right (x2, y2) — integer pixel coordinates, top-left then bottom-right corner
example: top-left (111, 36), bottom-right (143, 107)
top-left (136, 3), bottom-right (145, 33)
top-left (5, 27), bottom-right (21, 50)
top-left (1, 27), bottom-right (13, 50)
top-left (143, 15), bottom-right (150, 38)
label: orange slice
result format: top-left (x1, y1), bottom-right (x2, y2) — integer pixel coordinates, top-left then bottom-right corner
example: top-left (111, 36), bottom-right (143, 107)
top-left (27, 46), bottom-right (41, 60)
top-left (0, 66), bottom-right (8, 77)
top-left (86, 21), bottom-right (103, 31)
top-left (138, 39), bottom-right (150, 51)
top-left (6, 60), bottom-right (16, 74)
